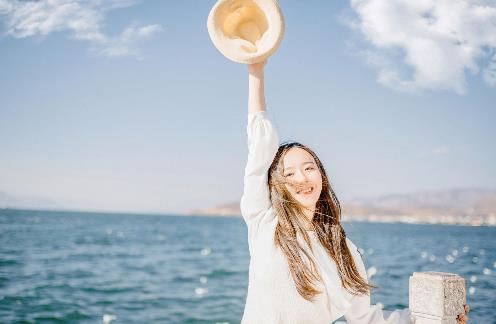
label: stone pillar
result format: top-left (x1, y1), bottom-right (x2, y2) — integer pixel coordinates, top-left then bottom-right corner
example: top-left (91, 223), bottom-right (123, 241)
top-left (409, 272), bottom-right (466, 324)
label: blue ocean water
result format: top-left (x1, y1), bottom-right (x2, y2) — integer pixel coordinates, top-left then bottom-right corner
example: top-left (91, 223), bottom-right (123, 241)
top-left (0, 209), bottom-right (494, 323)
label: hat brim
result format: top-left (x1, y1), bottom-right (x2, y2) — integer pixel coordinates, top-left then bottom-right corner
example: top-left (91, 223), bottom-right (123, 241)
top-left (207, 0), bottom-right (285, 64)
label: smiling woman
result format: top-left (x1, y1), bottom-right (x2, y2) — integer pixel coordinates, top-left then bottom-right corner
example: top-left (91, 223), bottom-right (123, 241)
top-left (237, 59), bottom-right (470, 323)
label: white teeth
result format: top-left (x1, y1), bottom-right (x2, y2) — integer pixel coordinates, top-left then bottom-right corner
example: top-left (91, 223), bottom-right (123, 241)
top-left (298, 187), bottom-right (313, 194)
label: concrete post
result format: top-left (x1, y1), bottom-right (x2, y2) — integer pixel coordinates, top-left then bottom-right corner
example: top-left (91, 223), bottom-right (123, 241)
top-left (409, 272), bottom-right (466, 324)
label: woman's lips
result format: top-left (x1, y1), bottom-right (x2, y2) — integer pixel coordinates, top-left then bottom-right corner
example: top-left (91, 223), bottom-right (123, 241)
top-left (297, 187), bottom-right (314, 196)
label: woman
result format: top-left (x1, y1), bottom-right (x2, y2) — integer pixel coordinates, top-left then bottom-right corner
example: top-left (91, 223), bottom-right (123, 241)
top-left (240, 59), bottom-right (469, 323)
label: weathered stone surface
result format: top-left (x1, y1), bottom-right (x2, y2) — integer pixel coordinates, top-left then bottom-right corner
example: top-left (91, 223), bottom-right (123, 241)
top-left (409, 272), bottom-right (466, 324)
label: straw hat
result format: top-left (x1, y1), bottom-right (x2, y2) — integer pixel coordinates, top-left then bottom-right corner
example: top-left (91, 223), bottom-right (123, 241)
top-left (207, 0), bottom-right (285, 64)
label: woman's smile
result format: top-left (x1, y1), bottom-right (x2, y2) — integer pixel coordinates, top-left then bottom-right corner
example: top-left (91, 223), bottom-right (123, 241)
top-left (297, 186), bottom-right (314, 196)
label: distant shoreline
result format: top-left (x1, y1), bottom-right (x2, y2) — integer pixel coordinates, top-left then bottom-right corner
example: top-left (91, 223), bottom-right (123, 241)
top-left (1, 207), bottom-right (494, 227)
top-left (184, 213), bottom-right (496, 227)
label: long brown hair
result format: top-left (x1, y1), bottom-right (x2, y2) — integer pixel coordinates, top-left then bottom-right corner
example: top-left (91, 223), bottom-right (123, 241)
top-left (268, 141), bottom-right (374, 302)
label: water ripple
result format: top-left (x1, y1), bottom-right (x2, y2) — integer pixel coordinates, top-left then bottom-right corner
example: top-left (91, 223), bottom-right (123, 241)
top-left (1, 210), bottom-right (494, 323)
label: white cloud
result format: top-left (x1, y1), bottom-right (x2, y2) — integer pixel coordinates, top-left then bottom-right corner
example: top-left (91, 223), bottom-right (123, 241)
top-left (96, 24), bottom-right (163, 59)
top-left (0, 0), bottom-right (163, 59)
top-left (344, 0), bottom-right (496, 93)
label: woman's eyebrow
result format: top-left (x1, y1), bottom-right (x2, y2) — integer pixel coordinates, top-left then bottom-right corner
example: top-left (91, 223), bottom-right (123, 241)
top-left (284, 161), bottom-right (315, 171)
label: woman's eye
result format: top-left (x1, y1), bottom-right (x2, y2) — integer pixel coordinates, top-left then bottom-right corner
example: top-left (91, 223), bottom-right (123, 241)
top-left (305, 167), bottom-right (314, 171)
top-left (285, 173), bottom-right (293, 177)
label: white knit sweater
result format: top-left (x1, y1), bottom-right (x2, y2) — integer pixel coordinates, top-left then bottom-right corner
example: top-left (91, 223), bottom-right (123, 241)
top-left (240, 110), bottom-right (413, 324)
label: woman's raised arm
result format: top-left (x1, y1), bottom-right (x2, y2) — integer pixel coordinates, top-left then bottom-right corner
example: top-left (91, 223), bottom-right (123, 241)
top-left (240, 60), bottom-right (280, 230)
top-left (248, 60), bottom-right (267, 114)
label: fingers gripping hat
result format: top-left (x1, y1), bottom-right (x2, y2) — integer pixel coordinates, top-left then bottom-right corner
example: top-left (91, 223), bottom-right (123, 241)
top-left (207, 0), bottom-right (285, 64)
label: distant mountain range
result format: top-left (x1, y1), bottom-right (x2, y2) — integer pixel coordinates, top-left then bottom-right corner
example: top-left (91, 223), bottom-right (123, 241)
top-left (2, 187), bottom-right (495, 226)
top-left (188, 187), bottom-right (496, 226)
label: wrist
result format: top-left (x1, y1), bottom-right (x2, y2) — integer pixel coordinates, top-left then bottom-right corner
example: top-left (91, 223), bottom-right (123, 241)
top-left (249, 71), bottom-right (264, 80)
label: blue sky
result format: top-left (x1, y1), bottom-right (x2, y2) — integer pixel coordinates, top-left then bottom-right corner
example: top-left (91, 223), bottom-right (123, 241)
top-left (0, 0), bottom-right (495, 214)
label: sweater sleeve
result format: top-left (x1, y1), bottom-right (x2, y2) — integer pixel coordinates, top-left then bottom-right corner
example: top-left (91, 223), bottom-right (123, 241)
top-left (344, 238), bottom-right (415, 324)
top-left (240, 110), bottom-right (280, 228)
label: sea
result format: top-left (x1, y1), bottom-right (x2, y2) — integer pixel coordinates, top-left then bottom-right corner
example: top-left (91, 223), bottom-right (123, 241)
top-left (0, 209), bottom-right (494, 323)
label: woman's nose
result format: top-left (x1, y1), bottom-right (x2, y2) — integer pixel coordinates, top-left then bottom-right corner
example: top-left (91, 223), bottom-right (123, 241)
top-left (294, 169), bottom-right (308, 182)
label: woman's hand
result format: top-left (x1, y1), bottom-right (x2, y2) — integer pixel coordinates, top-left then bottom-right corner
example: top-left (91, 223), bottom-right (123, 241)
top-left (248, 59), bottom-right (267, 78)
top-left (456, 304), bottom-right (470, 323)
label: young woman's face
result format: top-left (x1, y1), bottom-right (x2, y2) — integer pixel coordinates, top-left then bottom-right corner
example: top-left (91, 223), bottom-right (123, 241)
top-left (282, 147), bottom-right (323, 210)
